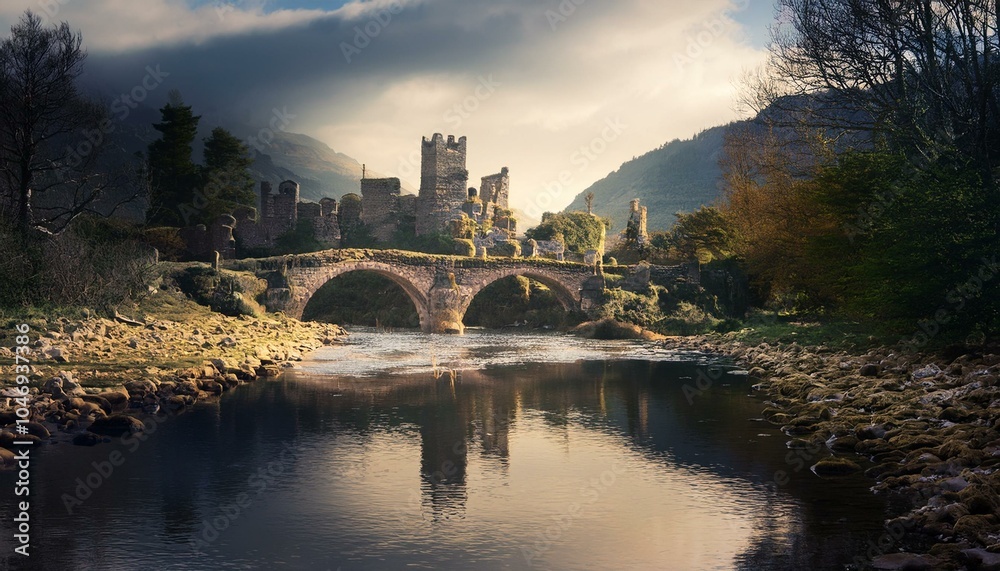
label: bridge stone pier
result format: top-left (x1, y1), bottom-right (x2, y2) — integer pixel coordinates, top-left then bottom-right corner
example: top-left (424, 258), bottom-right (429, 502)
top-left (226, 249), bottom-right (607, 334)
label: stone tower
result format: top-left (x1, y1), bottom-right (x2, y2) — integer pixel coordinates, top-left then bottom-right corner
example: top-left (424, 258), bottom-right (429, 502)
top-left (416, 134), bottom-right (468, 236)
top-left (274, 180), bottom-right (300, 229)
top-left (627, 198), bottom-right (649, 247)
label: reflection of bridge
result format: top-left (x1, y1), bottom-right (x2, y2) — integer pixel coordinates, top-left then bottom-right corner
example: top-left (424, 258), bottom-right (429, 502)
top-left (227, 249), bottom-right (609, 333)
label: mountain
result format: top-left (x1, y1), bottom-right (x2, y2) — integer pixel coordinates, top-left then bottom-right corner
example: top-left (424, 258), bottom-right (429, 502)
top-left (563, 123), bottom-right (731, 231)
top-left (104, 102), bottom-right (408, 208)
top-left (242, 131), bottom-right (412, 203)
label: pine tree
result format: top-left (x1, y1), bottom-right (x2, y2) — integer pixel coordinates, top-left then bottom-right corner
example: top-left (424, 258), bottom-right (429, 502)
top-left (146, 90), bottom-right (200, 227)
top-left (199, 127), bottom-right (255, 221)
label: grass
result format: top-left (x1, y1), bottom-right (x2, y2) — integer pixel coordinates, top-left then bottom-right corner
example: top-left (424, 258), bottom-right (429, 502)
top-left (715, 312), bottom-right (890, 350)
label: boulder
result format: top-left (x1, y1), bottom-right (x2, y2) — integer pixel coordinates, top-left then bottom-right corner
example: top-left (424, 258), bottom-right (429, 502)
top-left (811, 456), bottom-right (862, 476)
top-left (72, 432), bottom-right (102, 447)
top-left (0, 447), bottom-right (15, 468)
top-left (871, 553), bottom-right (940, 570)
top-left (89, 414), bottom-right (144, 437)
top-left (96, 391), bottom-right (130, 412)
top-left (80, 394), bottom-right (112, 415)
top-left (961, 548), bottom-right (1000, 571)
top-left (124, 379), bottom-right (157, 396)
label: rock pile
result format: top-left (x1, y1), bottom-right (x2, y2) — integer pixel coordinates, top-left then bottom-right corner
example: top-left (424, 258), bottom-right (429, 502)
top-left (671, 336), bottom-right (1000, 568)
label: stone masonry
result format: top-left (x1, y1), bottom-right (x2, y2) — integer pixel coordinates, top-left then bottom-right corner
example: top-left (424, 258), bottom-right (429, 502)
top-left (416, 134), bottom-right (470, 236)
top-left (361, 177), bottom-right (413, 242)
top-left (626, 198), bottom-right (649, 247)
top-left (231, 180), bottom-right (341, 253)
top-left (180, 134), bottom-right (512, 259)
top-left (226, 249), bottom-right (606, 334)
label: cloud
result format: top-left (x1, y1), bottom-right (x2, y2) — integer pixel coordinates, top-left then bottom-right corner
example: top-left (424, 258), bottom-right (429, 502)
top-left (0, 0), bottom-right (768, 216)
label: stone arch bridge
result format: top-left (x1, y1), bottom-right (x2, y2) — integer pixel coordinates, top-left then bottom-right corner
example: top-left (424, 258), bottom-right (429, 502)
top-left (226, 249), bottom-right (612, 334)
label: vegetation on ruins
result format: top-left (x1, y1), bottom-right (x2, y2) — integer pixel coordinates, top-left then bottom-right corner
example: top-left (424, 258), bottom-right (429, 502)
top-left (524, 211), bottom-right (609, 254)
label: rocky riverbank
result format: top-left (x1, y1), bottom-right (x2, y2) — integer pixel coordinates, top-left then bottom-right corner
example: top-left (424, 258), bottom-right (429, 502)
top-left (670, 334), bottom-right (1000, 570)
top-left (0, 289), bottom-right (346, 464)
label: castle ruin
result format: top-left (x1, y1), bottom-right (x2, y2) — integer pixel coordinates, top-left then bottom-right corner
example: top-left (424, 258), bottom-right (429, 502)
top-left (179, 134), bottom-right (515, 260)
top-left (232, 180), bottom-right (341, 253)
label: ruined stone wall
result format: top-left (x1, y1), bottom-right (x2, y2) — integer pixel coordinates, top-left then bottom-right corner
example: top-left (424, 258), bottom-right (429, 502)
top-left (312, 211), bottom-right (341, 248)
top-left (416, 134), bottom-right (468, 236)
top-left (271, 180), bottom-right (300, 233)
top-left (180, 214), bottom-right (236, 260)
top-left (628, 199), bottom-right (649, 245)
top-left (479, 167), bottom-right (510, 210)
top-left (230, 181), bottom-right (341, 254)
top-left (361, 177), bottom-right (403, 243)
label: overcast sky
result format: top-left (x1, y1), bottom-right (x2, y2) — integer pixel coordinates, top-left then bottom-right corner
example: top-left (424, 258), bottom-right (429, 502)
top-left (0, 0), bottom-right (773, 216)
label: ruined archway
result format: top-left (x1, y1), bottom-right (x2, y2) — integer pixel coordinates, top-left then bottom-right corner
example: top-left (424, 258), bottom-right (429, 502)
top-left (458, 268), bottom-right (582, 328)
top-left (296, 262), bottom-right (432, 331)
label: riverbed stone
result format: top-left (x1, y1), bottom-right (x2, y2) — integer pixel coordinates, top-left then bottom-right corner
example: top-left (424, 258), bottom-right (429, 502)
top-left (81, 394), bottom-right (112, 415)
top-left (871, 553), bottom-right (940, 570)
top-left (97, 391), bottom-right (130, 411)
top-left (811, 456), bottom-right (862, 476)
top-left (89, 414), bottom-right (144, 437)
top-left (0, 447), bottom-right (15, 468)
top-left (961, 548), bottom-right (1000, 571)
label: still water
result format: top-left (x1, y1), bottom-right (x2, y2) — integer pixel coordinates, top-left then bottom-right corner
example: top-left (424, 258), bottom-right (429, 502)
top-left (2, 330), bottom-right (891, 570)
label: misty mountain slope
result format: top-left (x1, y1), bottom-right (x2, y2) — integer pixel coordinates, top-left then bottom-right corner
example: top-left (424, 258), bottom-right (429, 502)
top-left (105, 102), bottom-right (404, 206)
top-left (564, 124), bottom-right (731, 231)
top-left (250, 131), bottom-right (410, 202)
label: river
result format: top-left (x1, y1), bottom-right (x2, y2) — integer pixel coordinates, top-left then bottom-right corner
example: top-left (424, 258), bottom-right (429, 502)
top-left (1, 330), bottom-right (894, 570)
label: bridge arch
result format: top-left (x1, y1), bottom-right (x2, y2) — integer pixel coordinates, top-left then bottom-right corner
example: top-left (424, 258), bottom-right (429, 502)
top-left (457, 268), bottom-right (582, 319)
top-left (295, 261), bottom-right (432, 330)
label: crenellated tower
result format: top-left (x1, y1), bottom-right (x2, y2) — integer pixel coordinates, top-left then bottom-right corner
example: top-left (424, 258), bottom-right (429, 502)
top-left (416, 133), bottom-right (469, 236)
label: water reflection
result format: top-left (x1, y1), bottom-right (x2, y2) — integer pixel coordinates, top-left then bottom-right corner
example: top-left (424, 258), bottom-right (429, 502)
top-left (0, 333), bottom-right (890, 571)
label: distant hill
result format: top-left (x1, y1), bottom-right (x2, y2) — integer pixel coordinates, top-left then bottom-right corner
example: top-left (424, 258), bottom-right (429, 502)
top-left (242, 131), bottom-right (410, 203)
top-left (100, 104), bottom-right (409, 217)
top-left (563, 124), bottom-right (731, 231)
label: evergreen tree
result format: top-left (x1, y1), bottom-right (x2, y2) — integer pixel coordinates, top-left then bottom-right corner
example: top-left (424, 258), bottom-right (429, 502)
top-left (199, 127), bottom-right (255, 222)
top-left (147, 90), bottom-right (200, 227)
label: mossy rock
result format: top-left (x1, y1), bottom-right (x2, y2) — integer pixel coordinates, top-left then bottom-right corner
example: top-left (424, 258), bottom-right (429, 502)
top-left (811, 456), bottom-right (863, 477)
top-left (953, 514), bottom-right (999, 543)
top-left (959, 485), bottom-right (1000, 515)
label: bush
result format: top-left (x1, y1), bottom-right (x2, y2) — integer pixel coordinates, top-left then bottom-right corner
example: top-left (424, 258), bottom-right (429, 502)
top-left (658, 302), bottom-right (720, 335)
top-left (525, 211), bottom-right (608, 254)
top-left (489, 240), bottom-right (521, 258)
top-left (453, 239), bottom-right (476, 257)
top-left (142, 227), bottom-right (186, 261)
top-left (169, 266), bottom-right (266, 317)
top-left (597, 287), bottom-right (664, 327)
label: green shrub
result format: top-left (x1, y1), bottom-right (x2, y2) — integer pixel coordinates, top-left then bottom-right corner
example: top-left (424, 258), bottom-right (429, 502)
top-left (489, 240), bottom-right (521, 258)
top-left (454, 239), bottom-right (476, 257)
top-left (169, 266), bottom-right (266, 317)
top-left (525, 211), bottom-right (609, 254)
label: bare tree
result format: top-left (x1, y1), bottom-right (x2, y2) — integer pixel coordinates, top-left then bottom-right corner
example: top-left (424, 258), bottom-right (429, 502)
top-left (0, 11), bottom-right (139, 234)
top-left (748, 0), bottom-right (1000, 184)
